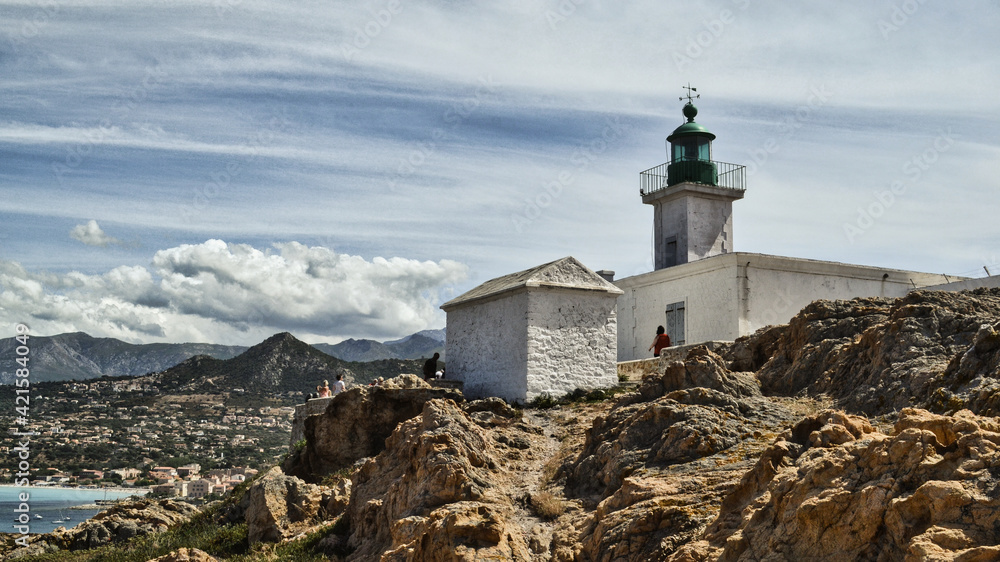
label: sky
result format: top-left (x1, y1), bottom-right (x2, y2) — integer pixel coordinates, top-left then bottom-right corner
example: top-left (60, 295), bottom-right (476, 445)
top-left (1, 0), bottom-right (999, 346)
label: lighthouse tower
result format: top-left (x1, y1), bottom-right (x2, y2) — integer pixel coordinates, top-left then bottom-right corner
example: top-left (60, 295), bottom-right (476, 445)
top-left (640, 87), bottom-right (746, 270)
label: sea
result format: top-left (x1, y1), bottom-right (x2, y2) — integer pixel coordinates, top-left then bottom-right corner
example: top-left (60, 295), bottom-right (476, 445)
top-left (1, 486), bottom-right (147, 534)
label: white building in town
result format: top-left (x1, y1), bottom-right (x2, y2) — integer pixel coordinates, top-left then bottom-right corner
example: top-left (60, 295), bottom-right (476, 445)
top-left (441, 257), bottom-right (621, 403)
top-left (613, 96), bottom-right (954, 361)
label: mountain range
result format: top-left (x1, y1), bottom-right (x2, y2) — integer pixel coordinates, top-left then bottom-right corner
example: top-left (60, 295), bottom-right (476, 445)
top-left (312, 329), bottom-right (445, 362)
top-left (0, 329), bottom-right (445, 384)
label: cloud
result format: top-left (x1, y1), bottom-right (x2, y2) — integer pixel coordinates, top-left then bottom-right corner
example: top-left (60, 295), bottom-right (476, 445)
top-left (0, 240), bottom-right (468, 345)
top-left (69, 220), bottom-right (122, 247)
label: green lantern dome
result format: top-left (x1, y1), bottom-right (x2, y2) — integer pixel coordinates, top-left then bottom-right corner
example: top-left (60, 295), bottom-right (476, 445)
top-left (667, 103), bottom-right (716, 142)
top-left (665, 100), bottom-right (717, 186)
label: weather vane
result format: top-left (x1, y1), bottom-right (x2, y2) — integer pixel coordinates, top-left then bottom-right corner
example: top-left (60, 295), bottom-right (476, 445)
top-left (679, 83), bottom-right (699, 103)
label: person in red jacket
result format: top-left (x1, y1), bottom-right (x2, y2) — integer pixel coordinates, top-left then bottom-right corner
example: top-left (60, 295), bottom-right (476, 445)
top-left (648, 325), bottom-right (671, 357)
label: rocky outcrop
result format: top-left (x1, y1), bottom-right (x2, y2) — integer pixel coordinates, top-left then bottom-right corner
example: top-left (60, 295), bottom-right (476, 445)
top-left (54, 499), bottom-right (198, 551)
top-left (555, 347), bottom-right (800, 561)
top-left (566, 347), bottom-right (786, 500)
top-left (146, 548), bottom-right (218, 562)
top-left (283, 375), bottom-right (464, 481)
top-left (244, 466), bottom-right (323, 543)
top-left (674, 408), bottom-right (1000, 561)
top-left (755, 289), bottom-right (1000, 416)
top-left (326, 398), bottom-right (531, 561)
top-left (724, 324), bottom-right (787, 373)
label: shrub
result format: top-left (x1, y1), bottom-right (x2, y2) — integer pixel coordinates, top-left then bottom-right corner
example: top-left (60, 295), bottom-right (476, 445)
top-left (530, 491), bottom-right (565, 520)
top-left (529, 393), bottom-right (558, 409)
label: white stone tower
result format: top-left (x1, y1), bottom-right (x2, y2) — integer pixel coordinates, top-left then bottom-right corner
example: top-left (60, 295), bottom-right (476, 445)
top-left (640, 88), bottom-right (745, 269)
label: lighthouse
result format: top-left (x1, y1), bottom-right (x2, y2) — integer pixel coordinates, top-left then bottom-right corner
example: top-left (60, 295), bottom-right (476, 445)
top-left (640, 86), bottom-right (746, 269)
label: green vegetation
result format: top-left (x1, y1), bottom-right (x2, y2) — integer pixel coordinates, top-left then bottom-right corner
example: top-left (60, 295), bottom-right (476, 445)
top-left (12, 510), bottom-right (250, 562)
top-left (12, 467), bottom-right (335, 562)
top-left (528, 386), bottom-right (628, 409)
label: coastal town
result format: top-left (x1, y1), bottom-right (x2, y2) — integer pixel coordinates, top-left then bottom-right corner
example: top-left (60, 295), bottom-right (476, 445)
top-left (0, 376), bottom-right (296, 500)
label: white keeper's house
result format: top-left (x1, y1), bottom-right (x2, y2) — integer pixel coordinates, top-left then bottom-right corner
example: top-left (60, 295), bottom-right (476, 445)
top-left (440, 257), bottom-right (621, 404)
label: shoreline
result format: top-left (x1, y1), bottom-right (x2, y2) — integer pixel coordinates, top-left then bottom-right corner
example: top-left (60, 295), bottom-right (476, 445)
top-left (0, 484), bottom-right (150, 494)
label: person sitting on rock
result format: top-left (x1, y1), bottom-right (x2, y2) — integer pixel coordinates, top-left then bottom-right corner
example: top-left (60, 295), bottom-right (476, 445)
top-left (423, 352), bottom-right (440, 381)
top-left (318, 381), bottom-right (331, 398)
top-left (333, 373), bottom-right (346, 394)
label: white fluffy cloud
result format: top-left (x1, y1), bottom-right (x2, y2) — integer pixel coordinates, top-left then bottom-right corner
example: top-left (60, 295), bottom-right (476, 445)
top-left (0, 240), bottom-right (468, 345)
top-left (69, 220), bottom-right (122, 247)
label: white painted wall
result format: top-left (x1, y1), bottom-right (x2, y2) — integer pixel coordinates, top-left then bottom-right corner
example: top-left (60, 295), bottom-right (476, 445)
top-left (646, 183), bottom-right (740, 268)
top-left (616, 256), bottom-right (740, 362)
top-left (615, 252), bottom-right (953, 362)
top-left (685, 195), bottom-right (733, 261)
top-left (445, 291), bottom-right (529, 402)
top-left (917, 276), bottom-right (1000, 292)
top-left (525, 288), bottom-right (619, 401)
top-left (738, 255), bottom-right (948, 334)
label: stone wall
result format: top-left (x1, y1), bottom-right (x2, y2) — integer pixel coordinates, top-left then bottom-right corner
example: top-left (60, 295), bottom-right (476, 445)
top-left (289, 397), bottom-right (333, 447)
top-left (525, 287), bottom-right (618, 401)
top-left (616, 340), bottom-right (732, 381)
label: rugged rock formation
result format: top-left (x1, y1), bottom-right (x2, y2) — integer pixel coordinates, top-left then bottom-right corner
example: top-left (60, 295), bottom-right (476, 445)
top-left (675, 408), bottom-right (1000, 560)
top-left (244, 466), bottom-right (323, 543)
top-left (325, 398), bottom-right (532, 561)
top-left (554, 347), bottom-right (803, 561)
top-left (48, 499), bottom-right (198, 552)
top-left (755, 289), bottom-right (1000, 415)
top-left (283, 374), bottom-right (464, 481)
top-left (566, 347), bottom-right (787, 499)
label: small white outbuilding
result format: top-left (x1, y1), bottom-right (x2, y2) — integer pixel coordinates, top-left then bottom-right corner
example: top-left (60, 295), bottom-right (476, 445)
top-left (441, 256), bottom-right (623, 404)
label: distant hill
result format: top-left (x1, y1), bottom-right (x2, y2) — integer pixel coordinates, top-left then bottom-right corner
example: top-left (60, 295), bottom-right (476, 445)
top-left (313, 339), bottom-right (398, 363)
top-left (0, 332), bottom-right (246, 384)
top-left (315, 329), bottom-right (445, 362)
top-left (152, 332), bottom-right (422, 396)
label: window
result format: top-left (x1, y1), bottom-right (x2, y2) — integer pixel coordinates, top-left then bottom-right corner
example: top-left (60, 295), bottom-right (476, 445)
top-left (665, 301), bottom-right (685, 346)
top-left (664, 237), bottom-right (677, 268)
top-left (671, 139), bottom-right (710, 162)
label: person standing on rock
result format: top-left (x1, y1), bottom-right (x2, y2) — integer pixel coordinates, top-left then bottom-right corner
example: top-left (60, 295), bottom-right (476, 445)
top-left (423, 352), bottom-right (440, 381)
top-left (318, 380), bottom-right (331, 398)
top-left (648, 325), bottom-right (671, 357)
top-left (333, 373), bottom-right (346, 394)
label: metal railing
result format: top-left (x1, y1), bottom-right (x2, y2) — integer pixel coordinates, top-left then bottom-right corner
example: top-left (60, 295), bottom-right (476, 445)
top-left (639, 160), bottom-right (747, 196)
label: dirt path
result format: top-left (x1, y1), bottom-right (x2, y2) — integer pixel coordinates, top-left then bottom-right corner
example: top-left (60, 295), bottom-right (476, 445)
top-left (501, 404), bottom-right (608, 560)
